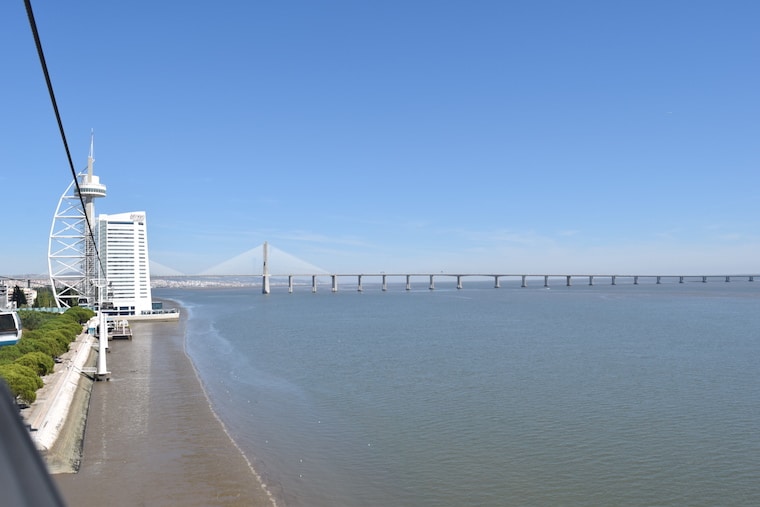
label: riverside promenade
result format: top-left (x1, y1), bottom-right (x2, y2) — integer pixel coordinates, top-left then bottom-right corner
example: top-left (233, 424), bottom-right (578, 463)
top-left (22, 328), bottom-right (96, 469)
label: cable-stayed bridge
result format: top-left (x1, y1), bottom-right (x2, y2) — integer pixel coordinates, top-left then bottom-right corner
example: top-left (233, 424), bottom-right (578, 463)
top-left (199, 243), bottom-right (329, 276)
top-left (150, 243), bottom-right (328, 277)
top-left (150, 243), bottom-right (758, 293)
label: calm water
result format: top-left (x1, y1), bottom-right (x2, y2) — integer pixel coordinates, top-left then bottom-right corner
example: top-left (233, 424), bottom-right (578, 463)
top-left (156, 280), bottom-right (760, 506)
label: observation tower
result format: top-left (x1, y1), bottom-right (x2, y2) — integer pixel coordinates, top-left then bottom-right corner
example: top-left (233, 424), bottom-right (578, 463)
top-left (48, 133), bottom-right (107, 308)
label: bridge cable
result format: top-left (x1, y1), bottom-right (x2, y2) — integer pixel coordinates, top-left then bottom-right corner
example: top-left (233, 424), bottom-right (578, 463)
top-left (23, 0), bottom-right (106, 279)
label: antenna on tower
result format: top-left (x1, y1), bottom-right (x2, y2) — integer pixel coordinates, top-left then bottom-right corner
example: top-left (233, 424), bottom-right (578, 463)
top-left (87, 129), bottom-right (95, 176)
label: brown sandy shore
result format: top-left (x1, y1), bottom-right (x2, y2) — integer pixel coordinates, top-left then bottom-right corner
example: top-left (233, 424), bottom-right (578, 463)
top-left (24, 307), bottom-right (275, 507)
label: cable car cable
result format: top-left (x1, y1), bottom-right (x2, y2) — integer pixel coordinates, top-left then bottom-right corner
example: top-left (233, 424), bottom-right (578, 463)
top-left (23, 0), bottom-right (106, 278)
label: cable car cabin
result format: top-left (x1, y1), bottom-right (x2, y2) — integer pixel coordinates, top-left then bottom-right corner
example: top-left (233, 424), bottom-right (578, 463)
top-left (0, 311), bottom-right (22, 347)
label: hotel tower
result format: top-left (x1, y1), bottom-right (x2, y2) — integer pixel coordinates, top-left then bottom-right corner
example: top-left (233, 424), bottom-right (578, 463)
top-left (96, 212), bottom-right (153, 315)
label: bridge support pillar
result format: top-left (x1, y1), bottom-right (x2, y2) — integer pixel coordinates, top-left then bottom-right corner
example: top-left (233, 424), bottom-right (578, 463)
top-left (312, 275), bottom-right (317, 293)
top-left (544, 275), bottom-right (549, 287)
top-left (262, 275), bottom-right (270, 294)
top-left (634, 276), bottom-right (639, 285)
top-left (656, 276), bottom-right (661, 284)
top-left (611, 275), bottom-right (616, 285)
top-left (702, 276), bottom-right (707, 283)
top-left (750, 276), bottom-right (755, 282)
top-left (406, 275), bottom-right (411, 291)
top-left (566, 275), bottom-right (572, 287)
top-left (588, 276), bottom-right (594, 286)
top-left (429, 275), bottom-right (435, 290)
top-left (331, 275), bottom-right (338, 292)
top-left (679, 276), bottom-right (684, 284)
top-left (521, 275), bottom-right (527, 288)
top-left (262, 241), bottom-right (270, 294)
top-left (494, 276), bottom-right (500, 288)
top-left (288, 275), bottom-right (293, 293)
top-left (725, 276), bottom-right (730, 282)
top-left (457, 275), bottom-right (463, 289)
top-left (382, 275), bottom-right (387, 291)
top-left (357, 275), bottom-right (363, 292)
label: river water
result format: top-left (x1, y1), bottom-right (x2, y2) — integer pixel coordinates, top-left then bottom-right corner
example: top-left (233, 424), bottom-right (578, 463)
top-left (155, 279), bottom-right (760, 506)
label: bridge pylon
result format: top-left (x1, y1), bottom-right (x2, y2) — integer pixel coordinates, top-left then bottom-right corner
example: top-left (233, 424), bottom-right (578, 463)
top-left (262, 241), bottom-right (270, 294)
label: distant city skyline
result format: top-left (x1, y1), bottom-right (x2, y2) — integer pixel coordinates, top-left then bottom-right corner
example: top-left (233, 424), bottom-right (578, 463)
top-left (2, 1), bottom-right (758, 276)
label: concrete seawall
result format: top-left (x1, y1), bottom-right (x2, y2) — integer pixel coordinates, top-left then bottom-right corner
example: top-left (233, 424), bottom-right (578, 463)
top-left (22, 329), bottom-right (97, 472)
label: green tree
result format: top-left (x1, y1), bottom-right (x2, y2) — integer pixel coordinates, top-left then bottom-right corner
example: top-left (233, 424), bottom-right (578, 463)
top-left (0, 309), bottom-right (91, 405)
top-left (0, 345), bottom-right (23, 365)
top-left (11, 285), bottom-right (27, 307)
top-left (0, 363), bottom-right (43, 404)
top-left (64, 306), bottom-right (95, 324)
top-left (18, 310), bottom-right (58, 331)
top-left (33, 287), bottom-right (56, 308)
top-left (15, 352), bottom-right (54, 376)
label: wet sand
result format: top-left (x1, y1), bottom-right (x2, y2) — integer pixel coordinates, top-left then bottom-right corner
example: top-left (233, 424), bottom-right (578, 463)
top-left (52, 309), bottom-right (275, 507)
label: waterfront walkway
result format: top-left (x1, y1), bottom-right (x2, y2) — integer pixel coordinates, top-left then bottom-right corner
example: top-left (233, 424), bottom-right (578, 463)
top-left (22, 330), bottom-right (96, 454)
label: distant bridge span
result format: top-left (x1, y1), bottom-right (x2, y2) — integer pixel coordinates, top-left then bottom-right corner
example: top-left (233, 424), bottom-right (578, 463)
top-left (251, 272), bottom-right (757, 293)
top-left (152, 243), bottom-right (758, 293)
top-left (153, 244), bottom-right (758, 293)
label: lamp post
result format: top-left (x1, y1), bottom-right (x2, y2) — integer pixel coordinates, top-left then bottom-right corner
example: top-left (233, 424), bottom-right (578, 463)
top-left (96, 275), bottom-right (110, 380)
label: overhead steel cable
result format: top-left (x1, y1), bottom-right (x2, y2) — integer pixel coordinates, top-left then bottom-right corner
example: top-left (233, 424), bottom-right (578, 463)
top-left (24, 0), bottom-right (106, 279)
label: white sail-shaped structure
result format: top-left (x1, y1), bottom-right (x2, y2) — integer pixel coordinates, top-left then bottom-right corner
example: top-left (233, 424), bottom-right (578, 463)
top-left (48, 135), bottom-right (106, 308)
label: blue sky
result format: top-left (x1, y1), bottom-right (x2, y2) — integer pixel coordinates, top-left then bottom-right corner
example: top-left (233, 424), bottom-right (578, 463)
top-left (1, 1), bottom-right (758, 276)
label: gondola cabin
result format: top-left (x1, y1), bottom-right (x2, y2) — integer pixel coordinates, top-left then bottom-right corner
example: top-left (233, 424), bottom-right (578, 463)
top-left (0, 311), bottom-right (22, 347)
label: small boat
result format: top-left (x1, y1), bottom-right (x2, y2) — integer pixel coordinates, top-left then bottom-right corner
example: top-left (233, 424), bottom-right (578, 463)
top-left (0, 311), bottom-right (22, 347)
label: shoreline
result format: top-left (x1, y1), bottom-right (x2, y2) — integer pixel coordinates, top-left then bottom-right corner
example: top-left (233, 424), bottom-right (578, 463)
top-left (29, 302), bottom-right (276, 506)
top-left (178, 304), bottom-right (280, 506)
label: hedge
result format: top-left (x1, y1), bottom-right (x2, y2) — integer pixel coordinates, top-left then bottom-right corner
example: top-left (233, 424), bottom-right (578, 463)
top-left (15, 351), bottom-right (55, 376)
top-left (0, 363), bottom-right (44, 404)
top-left (0, 308), bottom-right (95, 404)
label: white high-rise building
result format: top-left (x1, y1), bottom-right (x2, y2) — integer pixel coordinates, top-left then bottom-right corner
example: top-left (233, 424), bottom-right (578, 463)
top-left (97, 211), bottom-right (153, 315)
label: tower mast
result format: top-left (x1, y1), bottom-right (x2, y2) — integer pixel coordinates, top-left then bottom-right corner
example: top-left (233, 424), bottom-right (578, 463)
top-left (48, 131), bottom-right (107, 308)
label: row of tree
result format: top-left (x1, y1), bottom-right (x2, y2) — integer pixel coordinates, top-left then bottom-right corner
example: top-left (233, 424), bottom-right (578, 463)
top-left (8, 285), bottom-right (57, 309)
top-left (0, 307), bottom-right (94, 405)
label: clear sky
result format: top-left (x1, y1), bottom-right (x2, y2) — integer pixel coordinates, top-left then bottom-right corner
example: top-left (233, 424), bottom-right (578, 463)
top-left (1, 1), bottom-right (758, 276)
